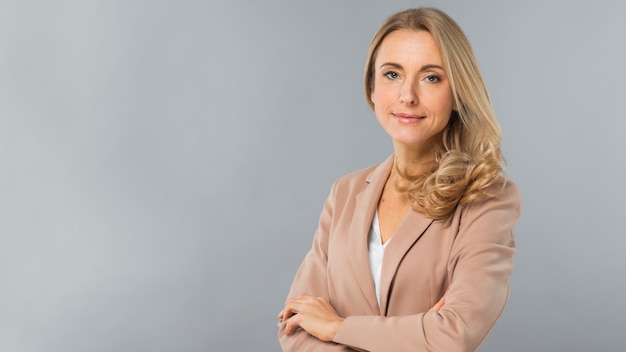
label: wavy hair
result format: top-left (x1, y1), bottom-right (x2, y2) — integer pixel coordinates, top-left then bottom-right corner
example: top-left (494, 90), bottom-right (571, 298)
top-left (364, 8), bottom-right (505, 224)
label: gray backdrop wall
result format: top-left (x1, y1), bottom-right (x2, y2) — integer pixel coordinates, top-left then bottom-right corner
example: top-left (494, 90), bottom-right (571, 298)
top-left (1, 0), bottom-right (625, 351)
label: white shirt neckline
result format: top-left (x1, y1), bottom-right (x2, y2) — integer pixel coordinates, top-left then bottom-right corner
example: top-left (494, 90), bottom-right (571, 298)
top-left (368, 210), bottom-right (390, 307)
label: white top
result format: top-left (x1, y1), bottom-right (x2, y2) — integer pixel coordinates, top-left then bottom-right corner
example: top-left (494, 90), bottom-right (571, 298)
top-left (368, 210), bottom-right (390, 307)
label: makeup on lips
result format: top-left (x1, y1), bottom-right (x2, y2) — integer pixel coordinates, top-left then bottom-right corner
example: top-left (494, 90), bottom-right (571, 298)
top-left (392, 112), bottom-right (426, 124)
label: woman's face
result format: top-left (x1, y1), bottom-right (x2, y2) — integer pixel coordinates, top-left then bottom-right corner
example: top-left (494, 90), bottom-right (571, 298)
top-left (371, 29), bottom-right (454, 153)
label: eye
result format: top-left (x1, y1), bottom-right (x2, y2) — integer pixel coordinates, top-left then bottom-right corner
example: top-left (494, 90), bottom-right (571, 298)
top-left (383, 71), bottom-right (399, 80)
top-left (425, 75), bottom-right (441, 83)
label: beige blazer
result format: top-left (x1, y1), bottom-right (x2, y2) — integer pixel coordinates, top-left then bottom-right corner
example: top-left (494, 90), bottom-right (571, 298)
top-left (279, 155), bottom-right (521, 352)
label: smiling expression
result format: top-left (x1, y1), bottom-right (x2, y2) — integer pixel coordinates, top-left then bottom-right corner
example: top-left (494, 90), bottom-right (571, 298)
top-left (370, 29), bottom-right (454, 154)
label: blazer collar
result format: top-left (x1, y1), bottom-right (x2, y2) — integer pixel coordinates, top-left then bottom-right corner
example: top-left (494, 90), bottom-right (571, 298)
top-left (348, 155), bottom-right (435, 316)
top-left (347, 155), bottom-right (393, 315)
top-left (378, 210), bottom-right (434, 315)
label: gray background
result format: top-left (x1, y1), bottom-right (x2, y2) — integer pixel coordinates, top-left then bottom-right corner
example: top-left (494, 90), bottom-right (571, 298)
top-left (1, 0), bottom-right (625, 351)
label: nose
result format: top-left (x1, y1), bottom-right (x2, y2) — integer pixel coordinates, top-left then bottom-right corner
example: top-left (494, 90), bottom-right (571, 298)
top-left (399, 80), bottom-right (418, 105)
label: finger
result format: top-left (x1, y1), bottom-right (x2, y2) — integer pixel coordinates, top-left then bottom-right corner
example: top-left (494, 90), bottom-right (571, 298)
top-left (284, 315), bottom-right (300, 335)
top-left (429, 301), bottom-right (442, 312)
top-left (280, 308), bottom-right (292, 321)
top-left (281, 294), bottom-right (322, 321)
top-left (280, 301), bottom-right (301, 321)
top-left (428, 293), bottom-right (447, 312)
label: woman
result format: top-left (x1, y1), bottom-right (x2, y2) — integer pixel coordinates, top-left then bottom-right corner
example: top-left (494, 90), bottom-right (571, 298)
top-left (278, 7), bottom-right (521, 352)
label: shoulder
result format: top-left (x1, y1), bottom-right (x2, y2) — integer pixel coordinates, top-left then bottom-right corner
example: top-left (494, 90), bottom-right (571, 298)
top-left (333, 163), bottom-right (379, 189)
top-left (456, 176), bottom-right (521, 237)
top-left (486, 177), bottom-right (521, 211)
top-left (465, 176), bottom-right (521, 208)
top-left (333, 154), bottom-right (394, 190)
top-left (331, 156), bottom-right (392, 195)
top-left (322, 157), bottom-right (392, 207)
top-left (325, 164), bottom-right (377, 205)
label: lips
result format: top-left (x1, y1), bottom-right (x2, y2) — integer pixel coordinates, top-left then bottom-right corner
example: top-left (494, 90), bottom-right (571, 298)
top-left (393, 112), bottom-right (425, 123)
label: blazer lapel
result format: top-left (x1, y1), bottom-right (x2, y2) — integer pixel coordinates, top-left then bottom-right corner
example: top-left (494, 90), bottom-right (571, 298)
top-left (378, 210), bottom-right (434, 315)
top-left (347, 155), bottom-right (394, 315)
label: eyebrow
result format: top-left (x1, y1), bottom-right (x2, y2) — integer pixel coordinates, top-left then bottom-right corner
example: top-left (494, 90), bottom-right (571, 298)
top-left (378, 62), bottom-right (444, 71)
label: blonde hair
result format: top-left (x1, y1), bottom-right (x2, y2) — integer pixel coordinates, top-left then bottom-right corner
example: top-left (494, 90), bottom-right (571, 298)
top-left (365, 8), bottom-right (505, 224)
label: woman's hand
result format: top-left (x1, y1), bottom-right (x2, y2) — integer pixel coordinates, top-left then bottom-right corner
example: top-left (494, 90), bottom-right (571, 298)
top-left (278, 294), bottom-right (345, 342)
top-left (278, 286), bottom-right (447, 341)
top-left (428, 285), bottom-right (451, 312)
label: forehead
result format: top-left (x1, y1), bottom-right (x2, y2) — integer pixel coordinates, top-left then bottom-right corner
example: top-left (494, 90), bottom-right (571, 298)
top-left (375, 29), bottom-right (443, 66)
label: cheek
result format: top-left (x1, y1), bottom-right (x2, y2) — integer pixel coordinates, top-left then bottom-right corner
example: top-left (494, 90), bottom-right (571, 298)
top-left (428, 91), bottom-right (454, 114)
top-left (370, 77), bottom-right (388, 106)
top-left (371, 91), bottom-right (387, 115)
top-left (370, 84), bottom-right (392, 107)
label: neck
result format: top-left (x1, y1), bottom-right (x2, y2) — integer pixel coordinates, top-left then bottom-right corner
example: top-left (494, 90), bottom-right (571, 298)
top-left (391, 140), bottom-right (438, 176)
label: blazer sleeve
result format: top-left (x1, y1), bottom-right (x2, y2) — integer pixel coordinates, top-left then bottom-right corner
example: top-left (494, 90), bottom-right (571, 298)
top-left (278, 181), bottom-right (354, 351)
top-left (332, 181), bottom-right (521, 352)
